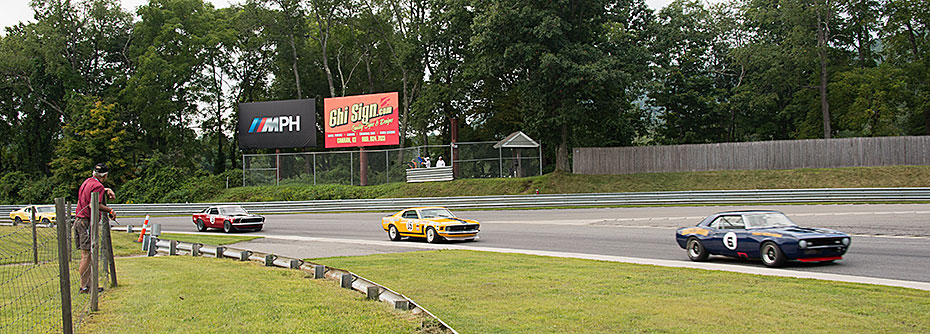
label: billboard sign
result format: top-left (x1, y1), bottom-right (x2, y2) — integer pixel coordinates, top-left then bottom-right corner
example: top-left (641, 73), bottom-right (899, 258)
top-left (238, 99), bottom-right (317, 149)
top-left (324, 92), bottom-right (400, 148)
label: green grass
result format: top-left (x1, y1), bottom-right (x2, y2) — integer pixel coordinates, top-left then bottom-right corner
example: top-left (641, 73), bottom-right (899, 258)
top-left (80, 256), bottom-right (427, 333)
top-left (316, 250), bottom-right (930, 334)
top-left (212, 166), bottom-right (930, 202)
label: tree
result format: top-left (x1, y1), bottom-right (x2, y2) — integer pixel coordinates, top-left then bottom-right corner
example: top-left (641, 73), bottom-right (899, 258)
top-left (51, 98), bottom-right (133, 199)
top-left (470, 0), bottom-right (653, 171)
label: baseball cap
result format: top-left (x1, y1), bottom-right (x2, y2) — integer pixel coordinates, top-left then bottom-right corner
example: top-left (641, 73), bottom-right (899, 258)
top-left (93, 163), bottom-right (109, 174)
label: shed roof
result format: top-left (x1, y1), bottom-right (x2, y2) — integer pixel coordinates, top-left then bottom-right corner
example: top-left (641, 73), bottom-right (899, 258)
top-left (493, 131), bottom-right (539, 149)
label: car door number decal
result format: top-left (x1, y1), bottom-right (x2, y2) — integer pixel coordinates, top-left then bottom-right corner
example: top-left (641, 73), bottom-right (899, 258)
top-left (723, 232), bottom-right (738, 250)
top-left (407, 222), bottom-right (413, 231)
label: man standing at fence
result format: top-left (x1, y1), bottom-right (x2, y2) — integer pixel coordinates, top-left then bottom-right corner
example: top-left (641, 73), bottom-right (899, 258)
top-left (74, 163), bottom-right (116, 294)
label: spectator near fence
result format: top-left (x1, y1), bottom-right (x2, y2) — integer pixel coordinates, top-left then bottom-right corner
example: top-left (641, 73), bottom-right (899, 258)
top-left (436, 156), bottom-right (446, 167)
top-left (74, 163), bottom-right (116, 294)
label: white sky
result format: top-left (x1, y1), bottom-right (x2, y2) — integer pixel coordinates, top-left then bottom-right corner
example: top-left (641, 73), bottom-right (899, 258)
top-left (2, 0), bottom-right (677, 32)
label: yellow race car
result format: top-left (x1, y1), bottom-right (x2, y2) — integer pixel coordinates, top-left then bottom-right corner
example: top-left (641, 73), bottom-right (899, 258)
top-left (382, 207), bottom-right (480, 243)
top-left (9, 205), bottom-right (57, 225)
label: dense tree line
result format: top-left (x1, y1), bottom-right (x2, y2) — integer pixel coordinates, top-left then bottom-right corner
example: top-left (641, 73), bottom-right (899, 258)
top-left (0, 0), bottom-right (927, 203)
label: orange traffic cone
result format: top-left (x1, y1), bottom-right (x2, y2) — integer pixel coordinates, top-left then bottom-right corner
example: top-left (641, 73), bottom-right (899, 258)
top-left (136, 215), bottom-right (150, 243)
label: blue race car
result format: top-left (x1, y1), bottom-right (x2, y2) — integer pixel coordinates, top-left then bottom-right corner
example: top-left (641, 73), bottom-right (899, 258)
top-left (675, 210), bottom-right (850, 267)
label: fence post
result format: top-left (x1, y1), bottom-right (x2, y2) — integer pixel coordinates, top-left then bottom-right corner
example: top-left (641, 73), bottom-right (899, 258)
top-left (100, 215), bottom-right (117, 287)
top-left (55, 198), bottom-right (73, 334)
top-left (499, 147), bottom-right (503, 177)
top-left (386, 150), bottom-right (390, 184)
top-left (539, 144), bottom-right (543, 176)
top-left (31, 205), bottom-right (37, 265)
top-left (350, 151), bottom-right (354, 186)
top-left (313, 153), bottom-right (317, 185)
top-left (90, 192), bottom-right (100, 312)
top-left (242, 153), bottom-right (246, 187)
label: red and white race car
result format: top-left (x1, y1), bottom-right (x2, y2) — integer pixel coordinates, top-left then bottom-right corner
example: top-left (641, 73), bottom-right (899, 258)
top-left (192, 205), bottom-right (264, 233)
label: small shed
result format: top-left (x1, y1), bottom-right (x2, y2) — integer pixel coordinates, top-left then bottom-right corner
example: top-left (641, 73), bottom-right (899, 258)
top-left (493, 131), bottom-right (542, 178)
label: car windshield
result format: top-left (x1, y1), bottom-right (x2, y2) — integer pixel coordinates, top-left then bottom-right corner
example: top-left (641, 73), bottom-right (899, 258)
top-left (743, 212), bottom-right (797, 228)
top-left (420, 208), bottom-right (455, 219)
top-left (219, 206), bottom-right (248, 215)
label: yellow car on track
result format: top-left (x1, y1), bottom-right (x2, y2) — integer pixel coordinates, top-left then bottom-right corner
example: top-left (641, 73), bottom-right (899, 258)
top-left (9, 205), bottom-right (57, 225)
top-left (382, 207), bottom-right (480, 243)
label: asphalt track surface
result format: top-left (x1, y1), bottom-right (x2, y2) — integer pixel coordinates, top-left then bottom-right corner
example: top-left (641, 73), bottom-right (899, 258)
top-left (121, 204), bottom-right (930, 283)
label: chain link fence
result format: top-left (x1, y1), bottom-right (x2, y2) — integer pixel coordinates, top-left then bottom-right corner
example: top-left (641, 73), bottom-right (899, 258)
top-left (0, 198), bottom-right (115, 333)
top-left (243, 142), bottom-right (542, 187)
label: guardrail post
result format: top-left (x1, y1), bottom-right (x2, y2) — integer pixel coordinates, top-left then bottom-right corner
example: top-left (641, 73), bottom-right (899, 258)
top-left (169, 240), bottom-right (178, 256)
top-left (215, 247), bottom-right (226, 259)
top-left (289, 259), bottom-right (300, 269)
top-left (239, 251), bottom-right (250, 261)
top-left (313, 265), bottom-right (325, 279)
top-left (265, 254), bottom-right (275, 266)
top-left (142, 234), bottom-right (150, 252)
top-left (367, 286), bottom-right (379, 300)
top-left (55, 198), bottom-right (73, 334)
top-left (341, 274), bottom-right (353, 289)
top-left (147, 237), bottom-right (157, 257)
top-left (394, 300), bottom-right (409, 310)
top-left (127, 225), bottom-right (133, 233)
top-left (191, 244), bottom-right (201, 257)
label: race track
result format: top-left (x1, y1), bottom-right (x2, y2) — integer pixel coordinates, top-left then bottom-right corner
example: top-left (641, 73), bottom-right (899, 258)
top-left (120, 204), bottom-right (930, 283)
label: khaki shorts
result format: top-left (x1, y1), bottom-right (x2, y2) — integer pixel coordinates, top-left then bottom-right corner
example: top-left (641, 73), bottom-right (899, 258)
top-left (73, 217), bottom-right (91, 250)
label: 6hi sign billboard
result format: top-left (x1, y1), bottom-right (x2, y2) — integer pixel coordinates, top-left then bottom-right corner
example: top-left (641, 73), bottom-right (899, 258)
top-left (238, 99), bottom-right (317, 149)
top-left (324, 92), bottom-right (399, 148)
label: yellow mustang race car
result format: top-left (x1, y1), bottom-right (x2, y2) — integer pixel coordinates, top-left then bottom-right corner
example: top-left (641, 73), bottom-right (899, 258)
top-left (382, 207), bottom-right (480, 243)
top-left (9, 205), bottom-right (57, 225)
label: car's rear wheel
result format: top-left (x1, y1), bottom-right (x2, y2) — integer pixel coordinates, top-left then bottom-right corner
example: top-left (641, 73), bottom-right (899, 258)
top-left (761, 242), bottom-right (786, 267)
top-left (686, 237), bottom-right (709, 262)
top-left (223, 221), bottom-right (234, 233)
top-left (388, 225), bottom-right (401, 241)
top-left (196, 219), bottom-right (207, 232)
top-left (426, 227), bottom-right (440, 243)
top-left (14, 217), bottom-right (22, 225)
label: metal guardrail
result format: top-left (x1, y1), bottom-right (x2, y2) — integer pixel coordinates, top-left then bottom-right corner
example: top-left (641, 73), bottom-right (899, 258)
top-left (3, 188), bottom-right (930, 217)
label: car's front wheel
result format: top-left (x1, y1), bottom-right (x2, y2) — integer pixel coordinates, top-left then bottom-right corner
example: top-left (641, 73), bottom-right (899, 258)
top-left (425, 227), bottom-right (440, 244)
top-left (761, 242), bottom-right (786, 267)
top-left (388, 225), bottom-right (401, 241)
top-left (196, 219), bottom-right (207, 232)
top-left (686, 237), bottom-right (709, 262)
top-left (223, 221), bottom-right (234, 233)
top-left (14, 217), bottom-right (22, 225)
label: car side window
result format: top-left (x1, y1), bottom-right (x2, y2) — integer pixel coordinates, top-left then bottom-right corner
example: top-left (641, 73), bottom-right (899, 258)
top-left (720, 216), bottom-right (745, 229)
top-left (402, 210), bottom-right (419, 219)
top-left (709, 218), bottom-right (722, 229)
top-left (209, 208), bottom-right (219, 215)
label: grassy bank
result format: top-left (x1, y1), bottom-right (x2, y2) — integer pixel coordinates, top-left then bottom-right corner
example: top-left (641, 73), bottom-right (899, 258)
top-left (317, 250), bottom-right (930, 334)
top-left (215, 166), bottom-right (930, 202)
top-left (81, 256), bottom-right (426, 333)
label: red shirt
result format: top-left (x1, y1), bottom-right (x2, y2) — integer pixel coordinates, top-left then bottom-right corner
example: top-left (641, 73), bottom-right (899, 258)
top-left (76, 177), bottom-right (106, 218)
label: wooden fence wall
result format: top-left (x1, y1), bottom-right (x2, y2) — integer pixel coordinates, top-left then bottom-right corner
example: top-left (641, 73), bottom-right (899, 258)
top-left (572, 136), bottom-right (930, 175)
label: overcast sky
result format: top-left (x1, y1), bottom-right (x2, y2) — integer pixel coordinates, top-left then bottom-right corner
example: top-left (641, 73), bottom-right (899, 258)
top-left (3, 0), bottom-right (677, 32)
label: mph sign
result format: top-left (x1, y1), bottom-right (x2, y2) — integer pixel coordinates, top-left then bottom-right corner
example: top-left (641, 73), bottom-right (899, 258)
top-left (238, 99), bottom-right (317, 149)
top-left (324, 92), bottom-right (399, 148)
